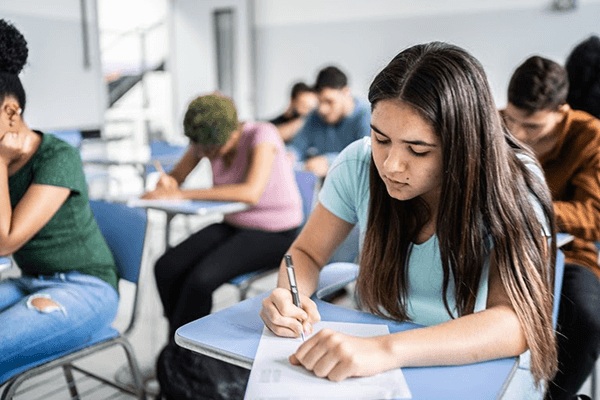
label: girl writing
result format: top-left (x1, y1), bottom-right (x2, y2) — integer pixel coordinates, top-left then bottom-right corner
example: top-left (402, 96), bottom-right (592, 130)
top-left (260, 42), bottom-right (558, 389)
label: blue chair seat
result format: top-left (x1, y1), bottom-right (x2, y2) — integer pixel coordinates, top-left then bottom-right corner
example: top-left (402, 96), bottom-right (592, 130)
top-left (228, 269), bottom-right (270, 286)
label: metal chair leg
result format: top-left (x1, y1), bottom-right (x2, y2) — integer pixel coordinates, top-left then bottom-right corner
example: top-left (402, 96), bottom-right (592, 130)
top-left (62, 365), bottom-right (80, 399)
top-left (115, 337), bottom-right (147, 400)
top-left (592, 364), bottom-right (597, 400)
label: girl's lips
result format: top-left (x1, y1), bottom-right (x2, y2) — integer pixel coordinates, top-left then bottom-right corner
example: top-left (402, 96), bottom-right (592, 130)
top-left (384, 176), bottom-right (408, 186)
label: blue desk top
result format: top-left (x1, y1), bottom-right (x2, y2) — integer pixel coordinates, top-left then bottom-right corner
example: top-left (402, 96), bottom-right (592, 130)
top-left (127, 199), bottom-right (249, 216)
top-left (176, 292), bottom-right (517, 400)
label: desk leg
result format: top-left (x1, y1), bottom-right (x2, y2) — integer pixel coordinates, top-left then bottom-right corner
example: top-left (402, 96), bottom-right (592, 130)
top-left (165, 212), bottom-right (175, 250)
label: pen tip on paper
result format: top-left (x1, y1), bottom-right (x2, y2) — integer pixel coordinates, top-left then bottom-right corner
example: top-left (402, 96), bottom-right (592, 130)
top-left (301, 331), bottom-right (306, 341)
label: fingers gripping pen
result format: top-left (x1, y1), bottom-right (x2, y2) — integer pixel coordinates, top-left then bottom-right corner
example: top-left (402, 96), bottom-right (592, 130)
top-left (284, 254), bottom-right (305, 341)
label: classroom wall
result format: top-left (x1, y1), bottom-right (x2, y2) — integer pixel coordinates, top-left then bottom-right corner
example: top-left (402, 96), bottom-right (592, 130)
top-left (253, 0), bottom-right (600, 120)
top-left (168, 0), bottom-right (254, 128)
top-left (0, 0), bottom-right (106, 132)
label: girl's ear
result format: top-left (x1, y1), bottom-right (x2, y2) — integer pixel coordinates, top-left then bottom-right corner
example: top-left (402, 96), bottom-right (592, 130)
top-left (2, 98), bottom-right (22, 126)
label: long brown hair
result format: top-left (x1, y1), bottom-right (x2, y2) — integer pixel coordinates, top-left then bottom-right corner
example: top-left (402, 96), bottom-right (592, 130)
top-left (358, 42), bottom-right (557, 384)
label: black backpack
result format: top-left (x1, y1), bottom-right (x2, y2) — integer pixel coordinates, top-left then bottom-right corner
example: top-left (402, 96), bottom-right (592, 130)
top-left (156, 341), bottom-right (250, 400)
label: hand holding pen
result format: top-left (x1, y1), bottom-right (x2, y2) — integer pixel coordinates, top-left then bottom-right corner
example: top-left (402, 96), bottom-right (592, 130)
top-left (259, 254), bottom-right (321, 338)
top-left (285, 254), bottom-right (305, 341)
top-left (153, 160), bottom-right (178, 191)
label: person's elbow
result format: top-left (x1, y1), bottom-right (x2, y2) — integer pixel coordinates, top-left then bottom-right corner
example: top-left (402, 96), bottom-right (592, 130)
top-left (492, 304), bottom-right (529, 357)
top-left (0, 236), bottom-right (23, 256)
top-left (239, 186), bottom-right (263, 206)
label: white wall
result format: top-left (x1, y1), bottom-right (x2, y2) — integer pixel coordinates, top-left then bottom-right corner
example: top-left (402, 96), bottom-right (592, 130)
top-left (168, 0), bottom-right (253, 138)
top-left (254, 0), bottom-right (597, 26)
top-left (0, 0), bottom-right (106, 131)
top-left (252, 0), bottom-right (600, 119)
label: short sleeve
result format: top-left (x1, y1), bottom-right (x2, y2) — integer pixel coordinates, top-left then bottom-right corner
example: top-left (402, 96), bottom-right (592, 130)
top-left (318, 138), bottom-right (371, 225)
top-left (33, 143), bottom-right (86, 194)
top-left (250, 122), bottom-right (283, 149)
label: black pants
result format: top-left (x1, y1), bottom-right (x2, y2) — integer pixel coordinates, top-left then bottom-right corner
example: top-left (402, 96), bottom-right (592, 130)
top-left (154, 222), bottom-right (297, 338)
top-left (547, 263), bottom-right (600, 400)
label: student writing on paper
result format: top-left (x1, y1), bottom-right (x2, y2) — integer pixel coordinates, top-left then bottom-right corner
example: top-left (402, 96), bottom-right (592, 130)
top-left (0, 20), bottom-right (119, 373)
top-left (260, 42), bottom-right (558, 393)
top-left (142, 94), bottom-right (303, 341)
top-left (503, 56), bottom-right (600, 400)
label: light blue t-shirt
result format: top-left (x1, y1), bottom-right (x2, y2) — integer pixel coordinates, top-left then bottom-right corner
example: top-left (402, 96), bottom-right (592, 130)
top-left (319, 137), bottom-right (550, 326)
top-left (289, 97), bottom-right (371, 163)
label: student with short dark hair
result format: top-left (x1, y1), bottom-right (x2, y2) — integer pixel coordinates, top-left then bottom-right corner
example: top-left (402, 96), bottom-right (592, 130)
top-left (269, 82), bottom-right (317, 143)
top-left (566, 35), bottom-right (600, 119)
top-left (0, 19), bottom-right (119, 373)
top-left (261, 42), bottom-right (558, 391)
top-left (289, 65), bottom-right (370, 177)
top-left (504, 55), bottom-right (600, 400)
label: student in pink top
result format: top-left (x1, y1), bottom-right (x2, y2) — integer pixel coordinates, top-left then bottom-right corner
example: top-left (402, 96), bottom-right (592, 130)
top-left (142, 94), bottom-right (303, 339)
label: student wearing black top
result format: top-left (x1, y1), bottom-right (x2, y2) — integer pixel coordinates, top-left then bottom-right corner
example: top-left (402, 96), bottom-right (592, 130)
top-left (270, 82), bottom-right (317, 143)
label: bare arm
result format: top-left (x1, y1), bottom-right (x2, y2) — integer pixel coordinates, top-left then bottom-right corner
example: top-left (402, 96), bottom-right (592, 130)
top-left (0, 166), bottom-right (69, 255)
top-left (260, 203), bottom-right (355, 337)
top-left (144, 142), bottom-right (279, 205)
top-left (384, 252), bottom-right (526, 366)
top-left (290, 251), bottom-right (528, 381)
top-left (166, 146), bottom-right (201, 185)
top-left (275, 117), bottom-right (305, 142)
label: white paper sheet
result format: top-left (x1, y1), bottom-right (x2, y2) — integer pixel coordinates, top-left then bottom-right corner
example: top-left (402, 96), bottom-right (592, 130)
top-left (244, 321), bottom-right (412, 400)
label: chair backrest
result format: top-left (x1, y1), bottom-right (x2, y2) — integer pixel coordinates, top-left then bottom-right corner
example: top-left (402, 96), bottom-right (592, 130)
top-left (48, 130), bottom-right (83, 149)
top-left (294, 170), bottom-right (318, 226)
top-left (89, 200), bottom-right (147, 284)
top-left (553, 249), bottom-right (566, 328)
top-left (147, 140), bottom-right (187, 174)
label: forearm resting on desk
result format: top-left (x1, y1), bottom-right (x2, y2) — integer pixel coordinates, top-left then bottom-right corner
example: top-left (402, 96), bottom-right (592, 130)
top-left (386, 305), bottom-right (527, 368)
top-left (178, 184), bottom-right (262, 205)
top-left (289, 304), bottom-right (526, 382)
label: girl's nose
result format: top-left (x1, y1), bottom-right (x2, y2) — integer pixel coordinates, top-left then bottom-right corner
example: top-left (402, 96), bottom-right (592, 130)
top-left (384, 150), bottom-right (407, 173)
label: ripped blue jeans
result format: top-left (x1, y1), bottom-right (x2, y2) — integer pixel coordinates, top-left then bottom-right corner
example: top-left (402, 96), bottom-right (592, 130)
top-left (0, 271), bottom-right (118, 374)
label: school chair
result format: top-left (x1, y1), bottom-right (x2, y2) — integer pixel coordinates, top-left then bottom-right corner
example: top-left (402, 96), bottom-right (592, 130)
top-left (315, 262), bottom-right (360, 301)
top-left (228, 170), bottom-right (319, 300)
top-left (145, 140), bottom-right (187, 175)
top-left (0, 200), bottom-right (148, 399)
top-left (47, 130), bottom-right (83, 149)
top-left (0, 257), bottom-right (12, 279)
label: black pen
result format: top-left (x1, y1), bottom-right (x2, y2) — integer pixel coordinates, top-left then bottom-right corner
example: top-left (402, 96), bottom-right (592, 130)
top-left (284, 254), bottom-right (305, 341)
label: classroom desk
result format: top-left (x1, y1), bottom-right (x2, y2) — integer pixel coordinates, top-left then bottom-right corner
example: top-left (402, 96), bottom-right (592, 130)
top-left (127, 199), bottom-right (249, 247)
top-left (82, 153), bottom-right (183, 189)
top-left (0, 256), bottom-right (12, 275)
top-left (557, 232), bottom-right (574, 248)
top-left (175, 292), bottom-right (518, 400)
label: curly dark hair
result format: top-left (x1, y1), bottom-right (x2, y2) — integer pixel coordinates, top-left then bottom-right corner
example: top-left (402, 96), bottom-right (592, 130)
top-left (566, 35), bottom-right (600, 118)
top-left (0, 19), bottom-right (28, 112)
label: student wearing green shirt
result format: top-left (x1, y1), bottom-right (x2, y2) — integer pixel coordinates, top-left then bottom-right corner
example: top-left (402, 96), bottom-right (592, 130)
top-left (0, 19), bottom-right (118, 375)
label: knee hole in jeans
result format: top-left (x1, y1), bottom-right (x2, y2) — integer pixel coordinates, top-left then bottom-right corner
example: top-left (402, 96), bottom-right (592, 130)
top-left (27, 294), bottom-right (67, 315)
